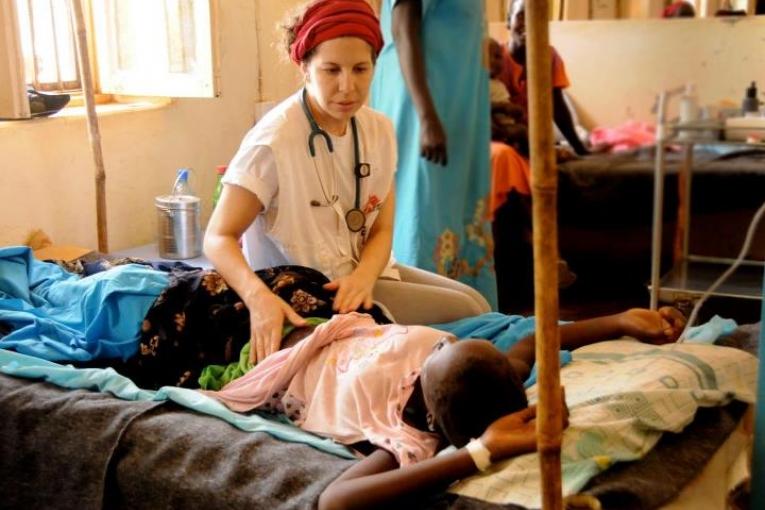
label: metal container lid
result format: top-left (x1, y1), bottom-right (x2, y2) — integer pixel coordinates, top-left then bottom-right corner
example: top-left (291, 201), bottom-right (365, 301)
top-left (155, 194), bottom-right (201, 210)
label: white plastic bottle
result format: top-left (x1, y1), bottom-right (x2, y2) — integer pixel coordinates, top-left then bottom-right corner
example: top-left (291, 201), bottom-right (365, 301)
top-left (678, 83), bottom-right (699, 140)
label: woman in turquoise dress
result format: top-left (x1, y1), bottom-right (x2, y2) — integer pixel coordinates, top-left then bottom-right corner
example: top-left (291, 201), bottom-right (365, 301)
top-left (370, 0), bottom-right (497, 309)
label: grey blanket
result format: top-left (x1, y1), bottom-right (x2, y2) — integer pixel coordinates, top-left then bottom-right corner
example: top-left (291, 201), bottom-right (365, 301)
top-left (0, 372), bottom-right (506, 510)
top-left (0, 374), bottom-right (161, 510)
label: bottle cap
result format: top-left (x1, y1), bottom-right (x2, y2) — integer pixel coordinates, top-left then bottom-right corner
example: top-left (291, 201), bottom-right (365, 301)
top-left (177, 168), bottom-right (190, 180)
top-left (215, 165), bottom-right (227, 175)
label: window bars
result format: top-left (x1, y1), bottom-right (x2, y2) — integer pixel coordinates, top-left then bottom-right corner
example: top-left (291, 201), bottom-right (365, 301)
top-left (16, 0), bottom-right (81, 92)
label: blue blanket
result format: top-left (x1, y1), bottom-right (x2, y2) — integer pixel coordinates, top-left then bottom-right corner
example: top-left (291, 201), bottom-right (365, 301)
top-left (0, 246), bottom-right (168, 361)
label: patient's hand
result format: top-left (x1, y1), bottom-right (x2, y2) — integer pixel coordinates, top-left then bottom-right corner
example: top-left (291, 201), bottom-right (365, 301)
top-left (481, 388), bottom-right (568, 462)
top-left (619, 307), bottom-right (686, 344)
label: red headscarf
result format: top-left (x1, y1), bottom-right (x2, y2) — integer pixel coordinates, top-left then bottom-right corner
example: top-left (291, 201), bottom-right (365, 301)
top-left (289, 0), bottom-right (383, 64)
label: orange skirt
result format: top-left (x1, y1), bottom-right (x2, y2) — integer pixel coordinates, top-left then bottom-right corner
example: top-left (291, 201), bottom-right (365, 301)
top-left (490, 142), bottom-right (531, 219)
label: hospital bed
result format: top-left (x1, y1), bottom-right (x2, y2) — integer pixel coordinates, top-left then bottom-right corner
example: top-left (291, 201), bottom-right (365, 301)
top-left (0, 320), bottom-right (757, 510)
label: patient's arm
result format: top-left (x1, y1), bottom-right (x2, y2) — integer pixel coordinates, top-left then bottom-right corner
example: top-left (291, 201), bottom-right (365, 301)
top-left (318, 406), bottom-right (542, 510)
top-left (392, 0), bottom-right (447, 166)
top-left (552, 88), bottom-right (588, 156)
top-left (506, 307), bottom-right (687, 370)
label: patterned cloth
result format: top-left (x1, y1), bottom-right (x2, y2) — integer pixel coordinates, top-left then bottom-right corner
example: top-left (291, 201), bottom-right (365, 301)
top-left (449, 340), bottom-right (758, 508)
top-left (370, 0), bottom-right (497, 309)
top-left (124, 265), bottom-right (390, 390)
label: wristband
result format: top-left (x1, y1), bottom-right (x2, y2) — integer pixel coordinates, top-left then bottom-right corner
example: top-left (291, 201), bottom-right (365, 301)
top-left (465, 438), bottom-right (492, 471)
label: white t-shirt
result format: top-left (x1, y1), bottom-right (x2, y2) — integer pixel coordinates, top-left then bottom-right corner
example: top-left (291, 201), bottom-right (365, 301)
top-left (223, 91), bottom-right (398, 280)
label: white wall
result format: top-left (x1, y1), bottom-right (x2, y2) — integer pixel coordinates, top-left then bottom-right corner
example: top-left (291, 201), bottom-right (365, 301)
top-left (491, 16), bottom-right (765, 129)
top-left (0, 0), bottom-right (306, 251)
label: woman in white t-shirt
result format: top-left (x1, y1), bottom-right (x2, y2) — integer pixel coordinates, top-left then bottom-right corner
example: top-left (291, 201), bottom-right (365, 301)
top-left (204, 0), bottom-right (489, 364)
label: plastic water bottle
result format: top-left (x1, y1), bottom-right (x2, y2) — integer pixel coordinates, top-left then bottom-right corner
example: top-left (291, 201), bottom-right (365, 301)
top-left (173, 167), bottom-right (193, 196)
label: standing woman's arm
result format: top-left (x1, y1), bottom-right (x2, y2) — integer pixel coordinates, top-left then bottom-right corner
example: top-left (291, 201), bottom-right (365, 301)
top-left (391, 0), bottom-right (448, 166)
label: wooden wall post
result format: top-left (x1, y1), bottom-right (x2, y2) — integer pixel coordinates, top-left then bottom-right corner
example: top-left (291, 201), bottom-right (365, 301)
top-left (72, 0), bottom-right (108, 253)
top-left (526, 0), bottom-right (564, 508)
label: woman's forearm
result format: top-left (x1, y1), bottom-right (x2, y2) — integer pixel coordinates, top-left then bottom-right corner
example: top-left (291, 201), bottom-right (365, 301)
top-left (203, 234), bottom-right (269, 305)
top-left (355, 228), bottom-right (392, 280)
top-left (355, 189), bottom-right (395, 281)
top-left (391, 0), bottom-right (437, 122)
top-left (203, 185), bottom-right (271, 305)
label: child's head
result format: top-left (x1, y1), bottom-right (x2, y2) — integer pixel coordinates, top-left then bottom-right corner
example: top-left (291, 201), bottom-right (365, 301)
top-left (488, 38), bottom-right (504, 79)
top-left (420, 338), bottom-right (528, 447)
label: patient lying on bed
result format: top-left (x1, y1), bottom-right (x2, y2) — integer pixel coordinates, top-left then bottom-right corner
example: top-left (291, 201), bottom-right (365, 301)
top-left (205, 306), bottom-right (685, 510)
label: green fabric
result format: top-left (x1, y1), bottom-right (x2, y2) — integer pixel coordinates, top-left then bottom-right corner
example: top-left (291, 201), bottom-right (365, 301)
top-left (198, 317), bottom-right (328, 390)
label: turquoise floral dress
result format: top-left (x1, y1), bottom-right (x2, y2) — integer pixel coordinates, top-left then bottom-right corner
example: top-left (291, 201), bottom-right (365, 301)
top-left (371, 0), bottom-right (497, 308)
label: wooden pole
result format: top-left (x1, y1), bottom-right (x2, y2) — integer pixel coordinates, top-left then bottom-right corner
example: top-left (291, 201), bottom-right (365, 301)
top-left (526, 1), bottom-right (563, 509)
top-left (71, 0), bottom-right (108, 253)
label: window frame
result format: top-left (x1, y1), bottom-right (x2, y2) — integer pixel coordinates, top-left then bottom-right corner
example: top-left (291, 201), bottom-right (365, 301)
top-left (1, 0), bottom-right (218, 121)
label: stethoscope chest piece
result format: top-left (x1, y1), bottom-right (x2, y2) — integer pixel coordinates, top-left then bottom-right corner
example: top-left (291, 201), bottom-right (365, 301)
top-left (345, 208), bottom-right (366, 233)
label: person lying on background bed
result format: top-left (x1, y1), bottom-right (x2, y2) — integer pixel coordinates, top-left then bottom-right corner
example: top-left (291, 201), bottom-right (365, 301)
top-left (499, 0), bottom-right (588, 157)
top-left (205, 306), bottom-right (686, 510)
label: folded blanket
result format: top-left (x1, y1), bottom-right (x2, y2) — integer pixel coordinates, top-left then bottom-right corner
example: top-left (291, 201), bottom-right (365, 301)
top-left (449, 340), bottom-right (757, 508)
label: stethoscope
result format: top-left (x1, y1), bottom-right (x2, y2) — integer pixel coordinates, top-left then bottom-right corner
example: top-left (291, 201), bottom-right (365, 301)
top-left (300, 88), bottom-right (371, 233)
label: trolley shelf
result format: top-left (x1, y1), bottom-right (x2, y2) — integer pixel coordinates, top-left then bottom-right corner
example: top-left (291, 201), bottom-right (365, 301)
top-left (650, 258), bottom-right (765, 302)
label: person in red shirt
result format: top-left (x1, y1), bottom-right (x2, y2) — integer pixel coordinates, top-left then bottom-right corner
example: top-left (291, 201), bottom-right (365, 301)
top-left (499, 0), bottom-right (588, 156)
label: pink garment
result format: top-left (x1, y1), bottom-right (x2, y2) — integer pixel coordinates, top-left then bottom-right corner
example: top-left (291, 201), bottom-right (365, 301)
top-left (589, 121), bottom-right (656, 153)
top-left (203, 313), bottom-right (446, 466)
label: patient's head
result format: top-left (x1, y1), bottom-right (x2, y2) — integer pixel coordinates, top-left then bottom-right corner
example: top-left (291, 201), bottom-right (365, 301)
top-left (420, 338), bottom-right (528, 447)
top-left (488, 38), bottom-right (504, 79)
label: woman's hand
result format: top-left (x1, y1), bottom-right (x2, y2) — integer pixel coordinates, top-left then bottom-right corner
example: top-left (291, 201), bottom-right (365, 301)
top-left (420, 110), bottom-right (448, 166)
top-left (618, 306), bottom-right (687, 344)
top-left (323, 268), bottom-right (376, 314)
top-left (246, 287), bottom-right (307, 363)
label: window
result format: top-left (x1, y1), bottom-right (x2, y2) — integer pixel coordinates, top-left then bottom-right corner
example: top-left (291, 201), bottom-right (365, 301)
top-left (0, 0), bottom-right (217, 120)
top-left (16, 0), bottom-right (81, 92)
